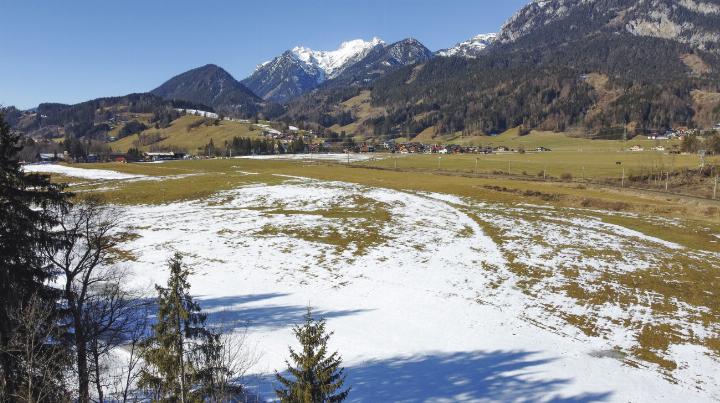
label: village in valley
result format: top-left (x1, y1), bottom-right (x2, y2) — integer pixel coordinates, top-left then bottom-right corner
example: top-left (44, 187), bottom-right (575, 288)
top-left (20, 105), bottom-right (720, 165)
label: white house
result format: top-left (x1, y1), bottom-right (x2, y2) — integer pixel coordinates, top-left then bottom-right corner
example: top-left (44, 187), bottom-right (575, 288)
top-left (175, 108), bottom-right (219, 119)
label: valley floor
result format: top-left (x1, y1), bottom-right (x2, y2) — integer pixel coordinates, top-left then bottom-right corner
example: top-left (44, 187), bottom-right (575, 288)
top-left (27, 160), bottom-right (720, 402)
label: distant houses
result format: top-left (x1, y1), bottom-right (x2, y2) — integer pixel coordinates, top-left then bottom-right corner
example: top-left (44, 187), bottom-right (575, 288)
top-left (143, 151), bottom-right (186, 161)
top-left (174, 108), bottom-right (219, 119)
top-left (376, 141), bottom-right (540, 155)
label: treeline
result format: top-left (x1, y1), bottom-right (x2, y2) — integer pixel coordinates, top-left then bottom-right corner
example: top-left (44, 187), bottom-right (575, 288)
top-left (0, 113), bottom-right (351, 402)
top-left (682, 131), bottom-right (720, 154)
top-left (201, 136), bottom-right (308, 157)
top-left (370, 32), bottom-right (717, 136)
top-left (16, 94), bottom-right (210, 141)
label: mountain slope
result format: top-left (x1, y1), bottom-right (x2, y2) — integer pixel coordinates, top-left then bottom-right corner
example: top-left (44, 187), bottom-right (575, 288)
top-left (292, 38), bottom-right (385, 79)
top-left (277, 39), bottom-right (435, 129)
top-left (326, 38), bottom-right (434, 87)
top-left (242, 51), bottom-right (325, 103)
top-left (152, 64), bottom-right (262, 117)
top-left (437, 33), bottom-right (497, 58)
top-left (499, 0), bottom-right (720, 52)
top-left (297, 0), bottom-right (720, 138)
top-left (10, 93), bottom-right (210, 140)
top-left (243, 39), bottom-right (384, 102)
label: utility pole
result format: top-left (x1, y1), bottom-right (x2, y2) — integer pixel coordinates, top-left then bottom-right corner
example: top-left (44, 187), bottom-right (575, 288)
top-left (666, 171), bottom-right (669, 192)
top-left (621, 167), bottom-right (625, 188)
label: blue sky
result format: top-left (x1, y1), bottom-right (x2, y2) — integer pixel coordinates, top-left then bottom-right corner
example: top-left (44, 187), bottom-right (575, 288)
top-left (1, 0), bottom-right (527, 109)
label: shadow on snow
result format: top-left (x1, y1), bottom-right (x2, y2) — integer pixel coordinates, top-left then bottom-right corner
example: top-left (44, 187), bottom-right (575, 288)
top-left (337, 350), bottom-right (612, 402)
top-left (196, 293), bottom-right (370, 332)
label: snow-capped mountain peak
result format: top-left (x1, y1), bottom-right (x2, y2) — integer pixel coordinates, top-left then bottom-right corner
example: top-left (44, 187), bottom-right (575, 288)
top-left (290, 37), bottom-right (385, 78)
top-left (437, 33), bottom-right (497, 58)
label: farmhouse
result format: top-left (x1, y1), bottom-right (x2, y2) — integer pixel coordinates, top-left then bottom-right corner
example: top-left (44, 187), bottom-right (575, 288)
top-left (37, 152), bottom-right (62, 162)
top-left (144, 152), bottom-right (186, 161)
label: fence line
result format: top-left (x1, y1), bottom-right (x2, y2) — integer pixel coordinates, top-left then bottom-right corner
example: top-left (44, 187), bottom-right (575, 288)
top-left (351, 159), bottom-right (720, 202)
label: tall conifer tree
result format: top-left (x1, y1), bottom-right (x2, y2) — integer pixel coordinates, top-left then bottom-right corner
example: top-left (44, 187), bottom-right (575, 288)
top-left (138, 253), bottom-right (221, 402)
top-left (275, 308), bottom-right (350, 403)
top-left (0, 113), bottom-right (68, 397)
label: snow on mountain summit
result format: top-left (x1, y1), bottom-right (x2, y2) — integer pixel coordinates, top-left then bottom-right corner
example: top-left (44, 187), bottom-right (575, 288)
top-left (437, 33), bottom-right (497, 58)
top-left (291, 37), bottom-right (385, 78)
top-left (242, 37), bottom-right (387, 102)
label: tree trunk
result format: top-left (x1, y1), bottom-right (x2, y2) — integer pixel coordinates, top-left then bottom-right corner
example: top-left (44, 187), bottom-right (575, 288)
top-left (92, 341), bottom-right (104, 403)
top-left (0, 292), bottom-right (17, 400)
top-left (74, 316), bottom-right (90, 403)
top-left (0, 333), bottom-right (16, 400)
top-left (67, 290), bottom-right (90, 403)
top-left (176, 301), bottom-right (186, 403)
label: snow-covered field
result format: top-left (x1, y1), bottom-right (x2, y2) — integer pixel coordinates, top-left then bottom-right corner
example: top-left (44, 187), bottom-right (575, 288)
top-left (237, 154), bottom-right (382, 162)
top-left (23, 163), bottom-right (147, 180)
top-left (105, 173), bottom-right (720, 402)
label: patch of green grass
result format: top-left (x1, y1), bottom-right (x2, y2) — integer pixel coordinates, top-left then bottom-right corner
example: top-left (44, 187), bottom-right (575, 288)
top-left (252, 195), bottom-right (392, 257)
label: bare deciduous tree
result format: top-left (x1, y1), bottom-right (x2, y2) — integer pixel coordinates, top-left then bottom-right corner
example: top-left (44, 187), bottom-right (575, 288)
top-left (44, 197), bottom-right (119, 403)
top-left (3, 295), bottom-right (70, 403)
top-left (106, 292), bottom-right (152, 403)
top-left (84, 267), bottom-right (143, 403)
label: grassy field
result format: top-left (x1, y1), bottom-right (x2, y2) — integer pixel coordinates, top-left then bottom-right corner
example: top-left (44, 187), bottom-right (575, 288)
top-left (414, 127), bottom-right (685, 152)
top-left (60, 157), bottom-right (720, 251)
top-left (360, 150), bottom-right (712, 179)
top-left (109, 115), bottom-right (263, 153)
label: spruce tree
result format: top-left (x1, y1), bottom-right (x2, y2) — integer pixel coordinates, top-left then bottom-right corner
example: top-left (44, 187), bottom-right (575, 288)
top-left (138, 253), bottom-right (220, 402)
top-left (0, 113), bottom-right (68, 397)
top-left (275, 308), bottom-right (350, 403)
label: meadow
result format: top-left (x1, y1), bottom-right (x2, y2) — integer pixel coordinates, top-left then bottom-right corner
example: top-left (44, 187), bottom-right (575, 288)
top-left (30, 153), bottom-right (720, 401)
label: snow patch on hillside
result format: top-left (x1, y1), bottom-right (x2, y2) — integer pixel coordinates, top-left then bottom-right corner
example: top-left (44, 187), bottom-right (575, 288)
top-left (437, 33), bottom-right (497, 58)
top-left (291, 38), bottom-right (385, 78)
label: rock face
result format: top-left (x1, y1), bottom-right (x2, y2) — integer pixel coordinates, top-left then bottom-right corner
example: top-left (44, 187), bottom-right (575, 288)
top-left (243, 38), bottom-right (434, 102)
top-left (151, 64), bottom-right (262, 117)
top-left (242, 52), bottom-right (326, 103)
top-left (326, 39), bottom-right (434, 88)
top-left (498, 0), bottom-right (720, 52)
top-left (243, 38), bottom-right (385, 102)
top-left (437, 33), bottom-right (497, 58)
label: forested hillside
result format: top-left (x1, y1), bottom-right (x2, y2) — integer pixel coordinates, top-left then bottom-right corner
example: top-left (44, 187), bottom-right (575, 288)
top-left (151, 64), bottom-right (263, 117)
top-left (281, 0), bottom-right (720, 138)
